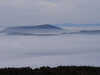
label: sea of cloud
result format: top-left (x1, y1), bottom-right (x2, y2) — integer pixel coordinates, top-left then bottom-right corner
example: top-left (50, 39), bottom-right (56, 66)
top-left (0, 33), bottom-right (100, 68)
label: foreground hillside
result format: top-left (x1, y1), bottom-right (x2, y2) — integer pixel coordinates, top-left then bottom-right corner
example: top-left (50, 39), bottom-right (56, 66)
top-left (0, 66), bottom-right (100, 75)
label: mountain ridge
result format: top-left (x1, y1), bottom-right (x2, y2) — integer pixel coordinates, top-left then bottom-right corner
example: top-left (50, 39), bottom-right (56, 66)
top-left (7, 24), bottom-right (62, 30)
top-left (2, 24), bottom-right (64, 35)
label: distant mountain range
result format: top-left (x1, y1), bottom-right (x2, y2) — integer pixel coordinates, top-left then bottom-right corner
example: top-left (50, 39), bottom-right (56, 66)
top-left (7, 24), bottom-right (62, 30)
top-left (0, 24), bottom-right (100, 36)
top-left (2, 24), bottom-right (64, 36)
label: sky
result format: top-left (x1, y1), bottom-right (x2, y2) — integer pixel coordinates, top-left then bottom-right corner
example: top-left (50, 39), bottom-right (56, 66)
top-left (0, 0), bottom-right (100, 26)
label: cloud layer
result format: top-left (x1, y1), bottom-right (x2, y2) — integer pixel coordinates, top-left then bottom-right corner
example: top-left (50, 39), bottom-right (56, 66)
top-left (0, 0), bottom-right (100, 26)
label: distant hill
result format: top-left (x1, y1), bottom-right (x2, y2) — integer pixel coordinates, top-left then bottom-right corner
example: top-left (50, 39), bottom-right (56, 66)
top-left (1, 24), bottom-right (100, 35)
top-left (2, 24), bottom-right (64, 35)
top-left (7, 24), bottom-right (62, 30)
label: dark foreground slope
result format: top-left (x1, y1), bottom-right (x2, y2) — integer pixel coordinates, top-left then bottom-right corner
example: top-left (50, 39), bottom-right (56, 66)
top-left (0, 66), bottom-right (100, 75)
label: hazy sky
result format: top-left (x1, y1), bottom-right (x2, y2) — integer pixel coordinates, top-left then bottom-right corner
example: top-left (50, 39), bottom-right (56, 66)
top-left (0, 0), bottom-right (100, 26)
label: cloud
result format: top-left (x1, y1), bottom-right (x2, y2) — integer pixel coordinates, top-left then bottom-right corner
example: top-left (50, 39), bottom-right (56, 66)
top-left (0, 0), bottom-right (100, 26)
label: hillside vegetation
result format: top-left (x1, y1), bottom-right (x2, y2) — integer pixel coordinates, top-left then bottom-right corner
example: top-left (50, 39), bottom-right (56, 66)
top-left (0, 66), bottom-right (100, 75)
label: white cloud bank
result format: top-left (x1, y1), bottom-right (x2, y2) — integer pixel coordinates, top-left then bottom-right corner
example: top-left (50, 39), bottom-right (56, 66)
top-left (0, 34), bottom-right (100, 67)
